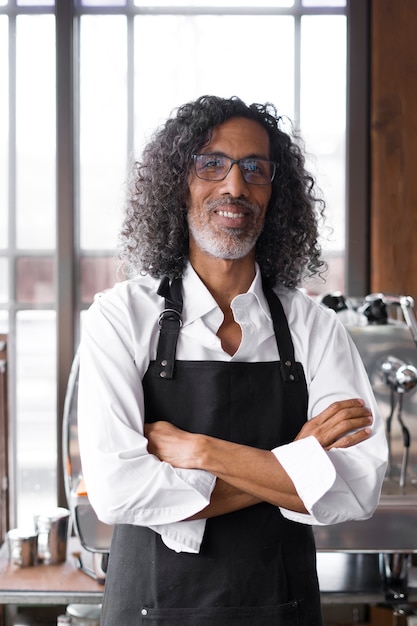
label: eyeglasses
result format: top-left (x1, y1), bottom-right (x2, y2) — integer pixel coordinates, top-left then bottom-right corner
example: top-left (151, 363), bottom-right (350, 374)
top-left (192, 153), bottom-right (277, 185)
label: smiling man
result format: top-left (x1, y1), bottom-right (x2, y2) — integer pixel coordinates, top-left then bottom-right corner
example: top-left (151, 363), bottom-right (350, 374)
top-left (78, 95), bottom-right (387, 626)
top-left (187, 118), bottom-right (271, 263)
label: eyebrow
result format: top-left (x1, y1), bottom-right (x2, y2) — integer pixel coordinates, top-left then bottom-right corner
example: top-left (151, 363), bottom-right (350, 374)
top-left (200, 151), bottom-right (271, 160)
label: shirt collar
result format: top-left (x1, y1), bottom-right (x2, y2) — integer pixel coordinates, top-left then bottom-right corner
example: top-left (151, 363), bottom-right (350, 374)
top-left (181, 261), bottom-right (272, 326)
top-left (181, 263), bottom-right (219, 326)
top-left (245, 265), bottom-right (273, 322)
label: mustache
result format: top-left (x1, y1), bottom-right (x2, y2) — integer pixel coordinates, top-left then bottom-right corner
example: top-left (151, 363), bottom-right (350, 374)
top-left (206, 198), bottom-right (261, 214)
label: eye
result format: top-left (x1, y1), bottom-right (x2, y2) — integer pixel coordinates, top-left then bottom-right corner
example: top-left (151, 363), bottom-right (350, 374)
top-left (198, 154), bottom-right (226, 170)
top-left (241, 159), bottom-right (263, 174)
top-left (241, 159), bottom-right (269, 180)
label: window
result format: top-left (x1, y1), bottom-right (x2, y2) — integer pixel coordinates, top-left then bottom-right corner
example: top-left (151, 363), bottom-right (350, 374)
top-left (1, 3), bottom-right (57, 525)
top-left (1, 0), bottom-right (357, 527)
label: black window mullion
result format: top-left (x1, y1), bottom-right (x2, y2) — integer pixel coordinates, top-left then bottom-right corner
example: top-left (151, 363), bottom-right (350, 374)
top-left (345, 0), bottom-right (370, 297)
top-left (56, 0), bottom-right (76, 508)
top-left (127, 13), bottom-right (135, 161)
top-left (293, 11), bottom-right (301, 132)
top-left (8, 9), bottom-right (18, 529)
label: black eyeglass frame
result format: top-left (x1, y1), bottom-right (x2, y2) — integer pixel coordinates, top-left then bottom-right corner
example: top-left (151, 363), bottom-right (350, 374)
top-left (191, 153), bottom-right (277, 185)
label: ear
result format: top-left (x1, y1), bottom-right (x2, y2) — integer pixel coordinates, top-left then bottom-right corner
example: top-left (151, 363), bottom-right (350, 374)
top-left (182, 183), bottom-right (191, 210)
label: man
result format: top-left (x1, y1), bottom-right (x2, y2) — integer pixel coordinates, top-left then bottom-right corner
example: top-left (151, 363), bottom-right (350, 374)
top-left (78, 95), bottom-right (387, 625)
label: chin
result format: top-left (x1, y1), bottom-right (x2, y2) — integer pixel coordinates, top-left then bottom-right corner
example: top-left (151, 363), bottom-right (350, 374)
top-left (202, 240), bottom-right (256, 261)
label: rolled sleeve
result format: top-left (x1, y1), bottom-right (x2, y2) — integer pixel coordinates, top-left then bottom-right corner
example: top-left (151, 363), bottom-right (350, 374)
top-left (272, 437), bottom-right (336, 524)
top-left (78, 289), bottom-right (217, 550)
top-left (274, 288), bottom-right (388, 526)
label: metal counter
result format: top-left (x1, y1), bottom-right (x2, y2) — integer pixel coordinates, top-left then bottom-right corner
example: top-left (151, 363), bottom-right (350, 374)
top-left (315, 298), bottom-right (417, 608)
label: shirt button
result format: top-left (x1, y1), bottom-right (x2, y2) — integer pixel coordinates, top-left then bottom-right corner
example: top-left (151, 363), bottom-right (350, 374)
top-left (141, 608), bottom-right (148, 616)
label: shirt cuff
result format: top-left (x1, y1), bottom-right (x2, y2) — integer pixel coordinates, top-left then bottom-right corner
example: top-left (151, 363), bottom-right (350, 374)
top-left (272, 436), bottom-right (336, 516)
top-left (175, 467), bottom-right (216, 500)
top-left (151, 519), bottom-right (208, 554)
top-left (148, 469), bottom-right (216, 553)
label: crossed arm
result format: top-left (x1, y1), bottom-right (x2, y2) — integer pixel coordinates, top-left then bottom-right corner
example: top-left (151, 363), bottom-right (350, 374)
top-left (145, 398), bottom-right (373, 519)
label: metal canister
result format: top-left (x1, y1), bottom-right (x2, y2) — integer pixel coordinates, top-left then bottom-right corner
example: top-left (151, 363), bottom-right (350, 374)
top-left (34, 507), bottom-right (71, 564)
top-left (7, 528), bottom-right (38, 567)
top-left (66, 604), bottom-right (101, 625)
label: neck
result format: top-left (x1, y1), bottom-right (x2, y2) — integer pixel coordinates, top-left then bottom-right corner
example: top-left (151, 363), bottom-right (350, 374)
top-left (189, 246), bottom-right (256, 312)
top-left (188, 243), bottom-right (257, 356)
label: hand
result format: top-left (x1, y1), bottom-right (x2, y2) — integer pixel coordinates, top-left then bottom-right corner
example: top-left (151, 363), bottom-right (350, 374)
top-left (145, 421), bottom-right (200, 469)
top-left (145, 421), bottom-right (307, 512)
top-left (145, 423), bottom-right (266, 517)
top-left (295, 398), bottom-right (373, 450)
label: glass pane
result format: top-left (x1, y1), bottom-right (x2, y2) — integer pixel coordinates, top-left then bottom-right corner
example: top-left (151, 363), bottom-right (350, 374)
top-left (0, 258), bottom-right (7, 303)
top-left (0, 17), bottom-right (8, 249)
top-left (81, 256), bottom-right (120, 305)
top-left (18, 0), bottom-right (54, 5)
top-left (16, 15), bottom-right (56, 250)
top-left (16, 257), bottom-right (54, 304)
top-left (135, 0), bottom-right (293, 5)
top-left (16, 311), bottom-right (57, 525)
top-left (303, 0), bottom-right (345, 6)
top-left (134, 15), bottom-right (294, 153)
top-left (300, 15), bottom-right (346, 291)
top-left (79, 16), bottom-right (127, 251)
top-left (82, 0), bottom-right (126, 5)
top-left (0, 312), bottom-right (7, 333)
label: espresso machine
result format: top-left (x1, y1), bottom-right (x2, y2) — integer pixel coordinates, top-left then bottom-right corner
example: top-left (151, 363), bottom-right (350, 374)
top-left (316, 293), bottom-right (417, 619)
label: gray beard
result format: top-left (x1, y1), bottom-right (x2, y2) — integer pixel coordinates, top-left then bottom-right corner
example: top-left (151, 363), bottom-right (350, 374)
top-left (188, 218), bottom-right (259, 260)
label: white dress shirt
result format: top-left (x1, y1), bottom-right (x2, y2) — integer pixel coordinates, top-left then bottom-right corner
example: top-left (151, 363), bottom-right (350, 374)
top-left (78, 262), bottom-right (388, 553)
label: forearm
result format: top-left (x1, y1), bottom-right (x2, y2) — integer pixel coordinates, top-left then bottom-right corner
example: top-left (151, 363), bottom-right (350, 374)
top-left (186, 478), bottom-right (263, 520)
top-left (145, 400), bottom-right (375, 518)
top-left (195, 435), bottom-right (308, 513)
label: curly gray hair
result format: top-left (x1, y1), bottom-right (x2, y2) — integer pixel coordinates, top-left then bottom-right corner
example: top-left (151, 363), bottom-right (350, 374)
top-left (119, 95), bottom-right (326, 288)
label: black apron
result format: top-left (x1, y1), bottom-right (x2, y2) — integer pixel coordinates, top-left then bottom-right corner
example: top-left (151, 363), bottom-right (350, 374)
top-left (101, 277), bottom-right (322, 626)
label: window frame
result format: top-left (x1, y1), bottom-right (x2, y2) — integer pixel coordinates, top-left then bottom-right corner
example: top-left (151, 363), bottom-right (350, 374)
top-left (0, 0), bottom-right (369, 523)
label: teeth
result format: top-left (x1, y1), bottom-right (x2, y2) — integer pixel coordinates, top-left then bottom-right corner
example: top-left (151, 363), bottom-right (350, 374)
top-left (218, 210), bottom-right (245, 219)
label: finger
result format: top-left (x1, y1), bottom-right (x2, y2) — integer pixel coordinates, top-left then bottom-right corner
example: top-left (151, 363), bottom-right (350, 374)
top-left (327, 427), bottom-right (373, 450)
top-left (297, 407), bottom-right (372, 439)
top-left (297, 409), bottom-right (373, 449)
top-left (316, 398), bottom-right (366, 422)
top-left (320, 414), bottom-right (373, 447)
top-left (330, 409), bottom-right (373, 432)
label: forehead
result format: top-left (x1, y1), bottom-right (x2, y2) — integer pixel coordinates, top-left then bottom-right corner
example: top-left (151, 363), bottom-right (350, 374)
top-left (205, 117), bottom-right (270, 158)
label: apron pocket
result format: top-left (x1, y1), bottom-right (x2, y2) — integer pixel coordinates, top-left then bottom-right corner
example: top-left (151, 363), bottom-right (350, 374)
top-left (139, 602), bottom-right (299, 625)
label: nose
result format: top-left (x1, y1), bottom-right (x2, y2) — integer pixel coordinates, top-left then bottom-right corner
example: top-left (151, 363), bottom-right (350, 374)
top-left (218, 162), bottom-right (249, 197)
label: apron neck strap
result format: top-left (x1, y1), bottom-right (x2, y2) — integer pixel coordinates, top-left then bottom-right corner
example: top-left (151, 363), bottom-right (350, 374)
top-left (262, 280), bottom-right (301, 383)
top-left (157, 275), bottom-right (183, 313)
top-left (155, 275), bottom-right (300, 383)
top-left (155, 277), bottom-right (183, 379)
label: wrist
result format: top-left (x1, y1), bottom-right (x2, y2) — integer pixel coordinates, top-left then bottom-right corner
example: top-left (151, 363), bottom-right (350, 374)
top-left (194, 434), bottom-right (229, 474)
top-left (193, 433), bottom-right (212, 471)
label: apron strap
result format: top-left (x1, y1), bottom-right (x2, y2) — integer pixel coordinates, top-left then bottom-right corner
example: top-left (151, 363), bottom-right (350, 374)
top-left (155, 275), bottom-right (301, 383)
top-left (262, 281), bottom-right (302, 383)
top-left (155, 276), bottom-right (183, 379)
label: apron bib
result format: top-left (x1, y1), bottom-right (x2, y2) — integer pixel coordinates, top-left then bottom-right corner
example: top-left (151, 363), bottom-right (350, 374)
top-left (101, 277), bottom-right (322, 626)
